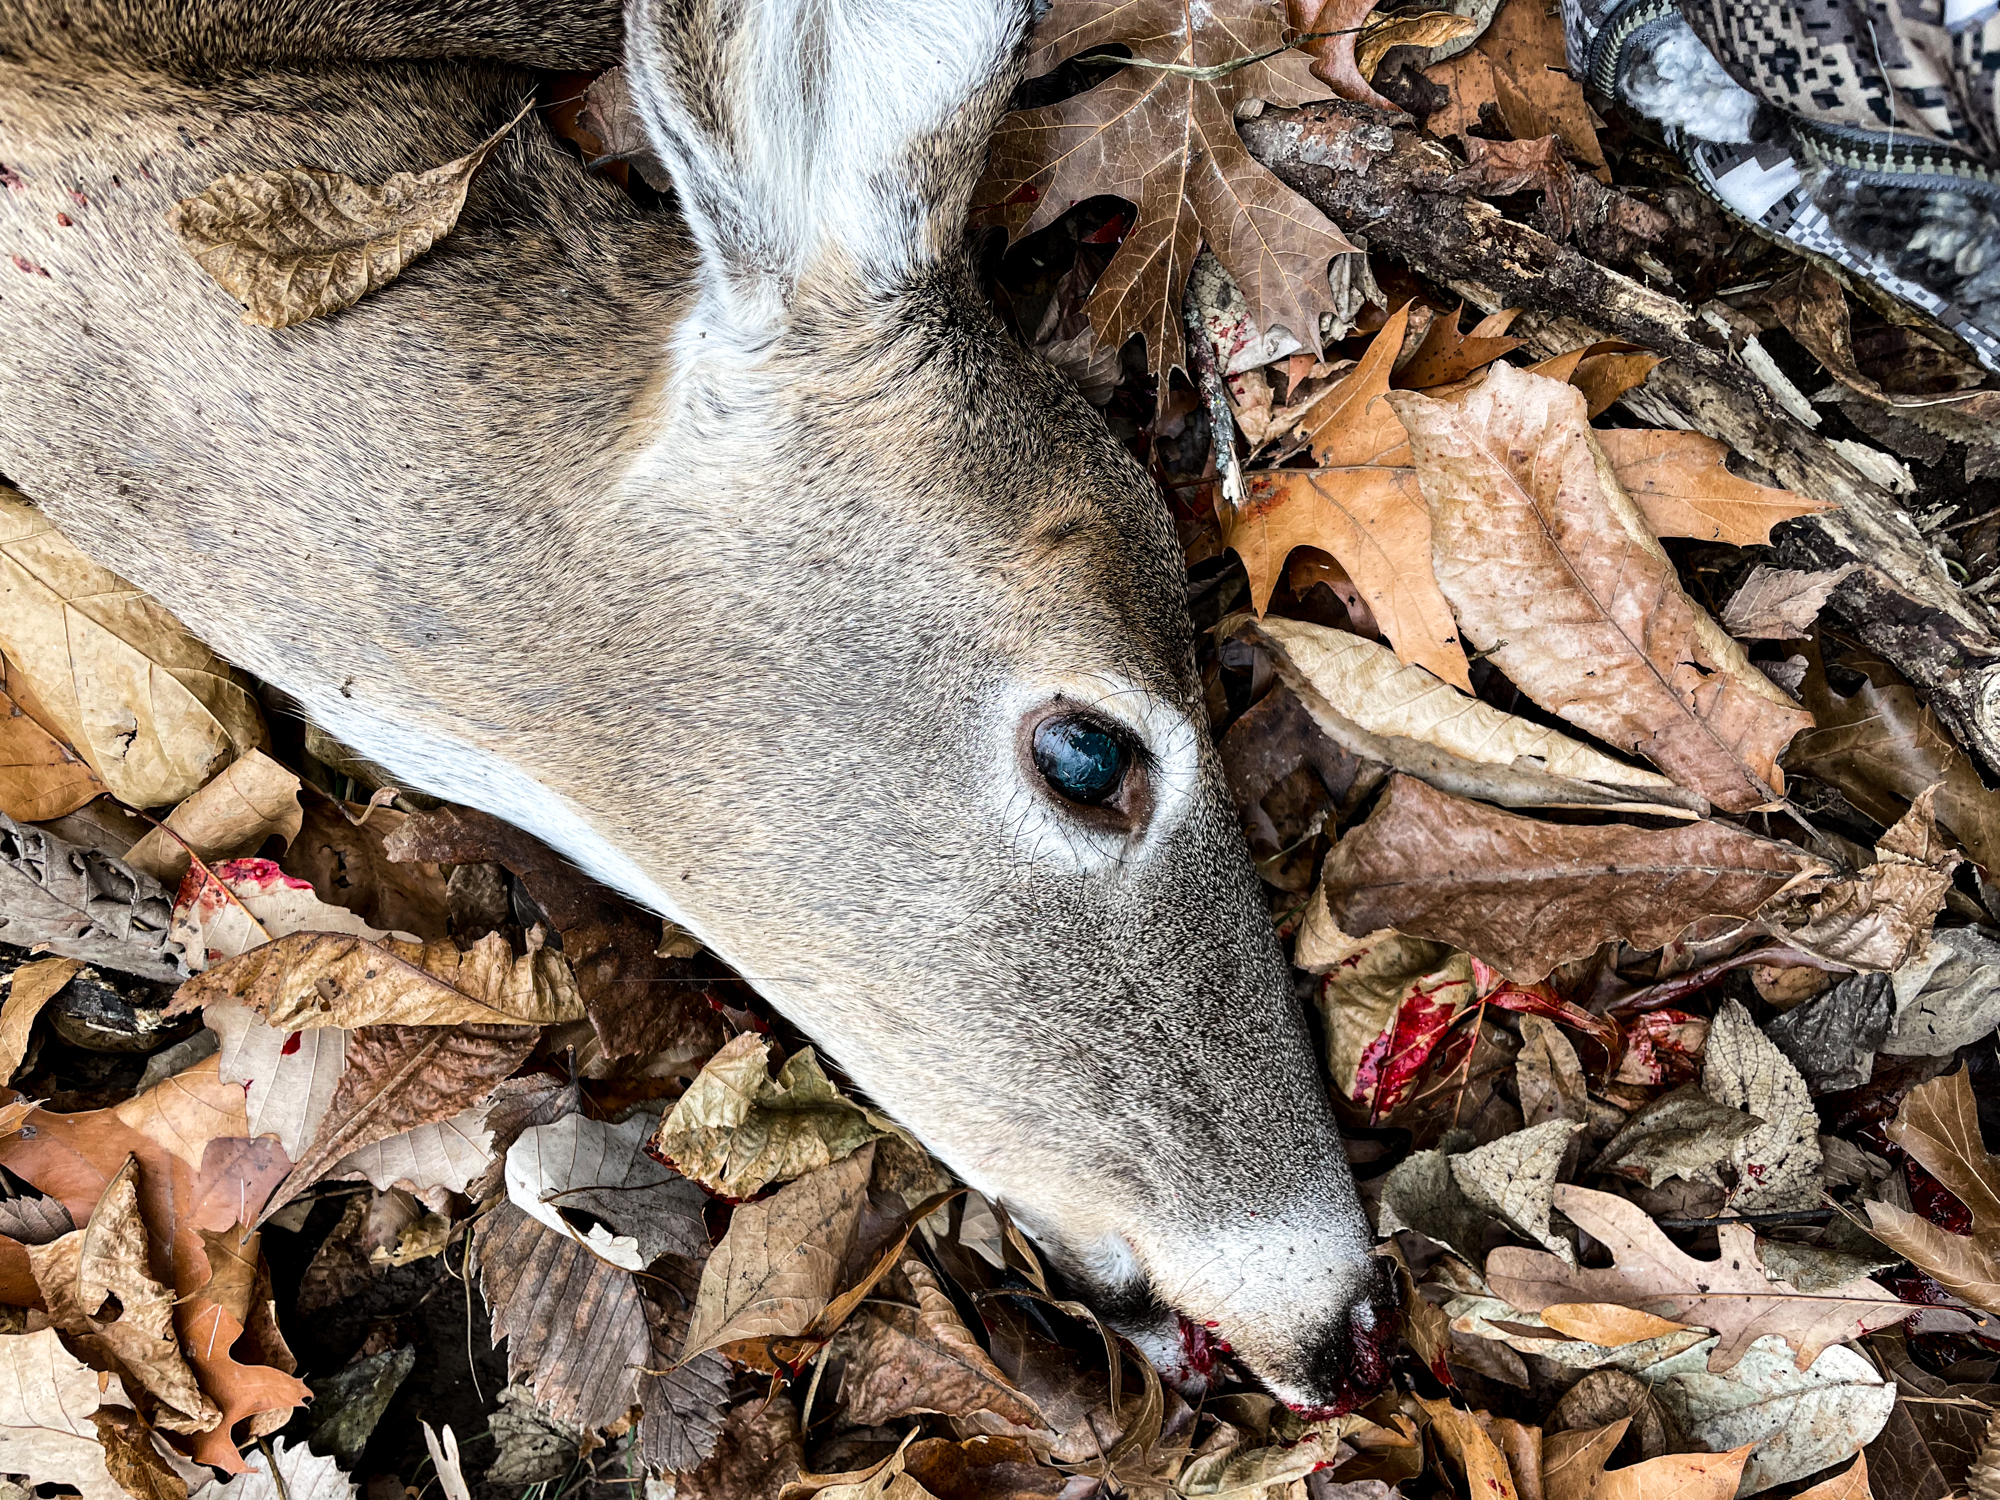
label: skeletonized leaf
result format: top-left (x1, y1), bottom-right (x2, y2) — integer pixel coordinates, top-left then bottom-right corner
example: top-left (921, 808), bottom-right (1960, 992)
top-left (123, 751), bottom-right (303, 887)
top-left (655, 1033), bottom-right (891, 1199)
top-left (174, 924), bottom-right (582, 1029)
top-left (1389, 364), bottom-right (1812, 811)
top-left (1320, 775), bottom-right (1821, 981)
top-left (504, 1111), bottom-right (708, 1271)
top-left (168, 103), bottom-right (531, 329)
top-left (1487, 1185), bottom-right (1906, 1373)
top-left (1595, 428), bottom-right (1830, 546)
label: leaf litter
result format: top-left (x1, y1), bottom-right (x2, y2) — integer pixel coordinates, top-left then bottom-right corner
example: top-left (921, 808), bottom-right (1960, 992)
top-left (15, 1), bottom-right (2000, 1496)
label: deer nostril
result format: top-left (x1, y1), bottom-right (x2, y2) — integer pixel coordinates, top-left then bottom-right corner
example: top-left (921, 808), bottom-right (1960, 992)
top-left (1032, 714), bottom-right (1129, 805)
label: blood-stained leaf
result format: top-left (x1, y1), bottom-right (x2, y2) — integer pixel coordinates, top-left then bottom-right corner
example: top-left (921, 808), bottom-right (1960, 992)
top-left (123, 752), bottom-right (302, 888)
top-left (1703, 999), bottom-right (1824, 1213)
top-left (1722, 566), bottom-right (1858, 640)
top-left (167, 858), bottom-right (413, 969)
top-left (0, 679), bottom-right (102, 822)
top-left (838, 1258), bottom-right (1045, 1427)
top-left (279, 789), bottom-right (451, 942)
top-left (0, 1327), bottom-right (148, 1500)
top-left (1300, 921), bottom-right (1474, 1113)
top-left (0, 955), bottom-right (78, 1081)
top-left (187, 1436), bottom-right (356, 1500)
top-left (655, 1033), bottom-right (892, 1199)
top-left (682, 1145), bottom-right (875, 1361)
top-left (206, 999), bottom-right (347, 1160)
top-left (1321, 775), bottom-right (1821, 981)
top-left (1541, 1420), bottom-right (1752, 1500)
top-left (263, 1022), bottom-right (537, 1221)
top-left (1421, 0), bottom-right (1606, 174)
top-left (174, 923), bottom-right (582, 1029)
top-left (1864, 1069), bottom-right (2000, 1316)
top-left (1594, 428), bottom-right (1830, 546)
top-left (1487, 1186), bottom-right (1906, 1372)
top-left (1787, 640), bottom-right (2000, 873)
top-left (474, 1200), bottom-right (730, 1472)
top-left (168, 103), bottom-right (530, 329)
top-left (503, 1111), bottom-right (707, 1271)
top-left (1389, 364), bottom-right (1812, 811)
top-left (0, 812), bottom-right (182, 981)
top-left (0, 489), bottom-right (266, 810)
top-left (979, 0), bottom-right (1354, 376)
top-left (27, 1156), bottom-right (220, 1434)
top-left (384, 806), bottom-right (721, 1060)
top-left (1613, 1010), bottom-right (1710, 1088)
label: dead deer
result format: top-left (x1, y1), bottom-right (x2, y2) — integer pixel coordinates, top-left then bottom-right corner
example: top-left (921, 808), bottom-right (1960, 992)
top-left (0, 0), bottom-right (1393, 1406)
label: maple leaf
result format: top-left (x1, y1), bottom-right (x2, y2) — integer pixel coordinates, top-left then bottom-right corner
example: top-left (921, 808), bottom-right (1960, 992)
top-left (1596, 428), bottom-right (1830, 546)
top-left (980, 0), bottom-right (1356, 376)
top-left (1864, 1068), bottom-right (2000, 1317)
top-left (1488, 1185), bottom-right (1908, 1373)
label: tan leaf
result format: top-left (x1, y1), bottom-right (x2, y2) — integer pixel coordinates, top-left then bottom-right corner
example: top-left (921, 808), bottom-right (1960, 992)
top-left (1595, 428), bottom-right (1830, 547)
top-left (1394, 303), bottom-right (1523, 390)
top-left (1721, 566), bottom-right (1858, 641)
top-left (0, 487), bottom-right (265, 809)
top-left (279, 788), bottom-right (452, 942)
top-left (980, 0), bottom-right (1353, 375)
top-left (1517, 1013), bottom-right (1587, 1128)
top-left (92, 1405), bottom-right (191, 1500)
top-left (1792, 1452), bottom-right (1872, 1500)
top-left (839, 1258), bottom-right (1044, 1427)
top-left (173, 926), bottom-right (582, 1029)
top-left (503, 1111), bottom-right (707, 1271)
top-left (1418, 1396), bottom-right (1519, 1500)
top-left (168, 857), bottom-right (413, 971)
top-left (112, 1053), bottom-right (250, 1169)
top-left (263, 1022), bottom-right (538, 1220)
top-left (1239, 614), bottom-right (1692, 814)
top-left (186, 1436), bottom-right (357, 1500)
top-left (1389, 363), bottom-right (1812, 811)
top-left (1321, 775), bottom-right (1821, 981)
top-left (1538, 1303), bottom-right (1692, 1346)
top-left (168, 102), bottom-right (531, 329)
top-left (1864, 1069), bottom-right (2000, 1316)
top-left (1451, 1118), bottom-right (1584, 1260)
top-left (206, 999), bottom-right (348, 1160)
top-left (1354, 10), bottom-right (1479, 78)
top-left (27, 1156), bottom-right (220, 1434)
top-left (1767, 787), bottom-right (1956, 972)
top-left (1541, 1420), bottom-right (1753, 1500)
top-left (0, 1327), bottom-right (143, 1500)
top-left (335, 1101), bottom-right (495, 1198)
top-left (682, 1146), bottom-right (875, 1362)
top-left (1488, 1185), bottom-right (1906, 1372)
top-left (1296, 302), bottom-right (1418, 467)
top-left (655, 1033), bottom-right (891, 1199)
top-left (0, 956), bottom-right (78, 1082)
top-left (123, 752), bottom-right (303, 887)
top-left (1420, 0), bottom-right (1607, 173)
top-left (0, 679), bottom-right (103, 822)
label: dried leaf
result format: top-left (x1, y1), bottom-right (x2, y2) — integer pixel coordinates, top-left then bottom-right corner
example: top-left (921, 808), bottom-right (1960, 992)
top-left (0, 1327), bottom-right (144, 1500)
top-left (175, 924), bottom-right (582, 1029)
top-left (838, 1258), bottom-right (1044, 1427)
top-left (1321, 775), bottom-right (1820, 981)
top-left (0, 811), bottom-right (181, 982)
top-left (1517, 1013), bottom-right (1587, 1128)
top-left (1539, 1304), bottom-right (1691, 1347)
top-left (981, 0), bottom-right (1354, 376)
top-left (187, 1437), bottom-right (356, 1500)
top-left (333, 1101), bottom-right (495, 1197)
top-left (0, 681), bottom-right (103, 822)
top-left (1722, 567), bottom-right (1858, 640)
top-left (1395, 303), bottom-right (1523, 389)
top-left (1541, 1420), bottom-right (1751, 1500)
top-left (1421, 0), bottom-right (1606, 172)
top-left (577, 66), bottom-right (675, 191)
top-left (1864, 1069), bottom-right (2000, 1316)
top-left (504, 1111), bottom-right (707, 1271)
top-left (1885, 926), bottom-right (2000, 1057)
top-left (1355, 9), bottom-right (1479, 75)
top-left (1305, 922), bottom-right (1474, 1111)
top-left (1293, 0), bottom-right (1403, 110)
top-left (1768, 787), bottom-right (1955, 972)
top-left (264, 1022), bottom-right (537, 1220)
top-left (1794, 1452), bottom-right (1873, 1500)
top-left (0, 955), bottom-right (78, 1081)
top-left (655, 1033), bottom-right (891, 1199)
top-left (0, 488), bottom-right (266, 809)
top-left (279, 789), bottom-right (451, 942)
top-left (1589, 1083), bottom-right (1759, 1190)
top-left (1595, 428), bottom-right (1830, 547)
top-left (1450, 1118), bottom-right (1583, 1259)
top-left (1702, 999), bottom-right (1823, 1213)
top-left (1417, 1396), bottom-right (1519, 1500)
top-left (1487, 1185), bottom-right (1905, 1372)
top-left (682, 1146), bottom-right (874, 1361)
top-left (1390, 363), bottom-right (1812, 811)
top-left (168, 857), bottom-right (413, 969)
top-left (1764, 973), bottom-right (1893, 1094)
top-left (0, 1190), bottom-right (71, 1245)
top-left (123, 752), bottom-right (302, 887)
top-left (168, 104), bottom-right (530, 329)
top-left (206, 998), bottom-right (348, 1160)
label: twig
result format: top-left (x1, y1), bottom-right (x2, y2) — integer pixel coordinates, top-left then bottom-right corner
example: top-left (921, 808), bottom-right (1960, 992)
top-left (1181, 281), bottom-right (1245, 508)
top-left (1651, 1209), bottom-right (1835, 1228)
top-left (1072, 26), bottom-right (1365, 82)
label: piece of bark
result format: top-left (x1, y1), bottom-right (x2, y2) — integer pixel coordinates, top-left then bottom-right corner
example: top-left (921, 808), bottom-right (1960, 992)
top-left (1238, 102), bottom-right (2000, 780)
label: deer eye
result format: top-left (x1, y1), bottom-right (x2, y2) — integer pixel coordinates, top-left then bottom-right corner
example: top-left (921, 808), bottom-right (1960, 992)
top-left (1033, 716), bottom-right (1129, 805)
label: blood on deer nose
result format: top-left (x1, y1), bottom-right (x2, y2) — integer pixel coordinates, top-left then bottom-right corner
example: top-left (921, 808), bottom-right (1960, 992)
top-left (1287, 1260), bottom-right (1401, 1416)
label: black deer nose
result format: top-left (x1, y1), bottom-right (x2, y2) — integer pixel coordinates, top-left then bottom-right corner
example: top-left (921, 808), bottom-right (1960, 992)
top-left (1292, 1258), bottom-right (1400, 1414)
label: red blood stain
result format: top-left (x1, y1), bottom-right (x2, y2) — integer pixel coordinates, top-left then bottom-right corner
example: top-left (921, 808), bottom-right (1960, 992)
top-left (54, 213), bottom-right (71, 226)
top-left (1080, 213), bottom-right (1129, 244)
top-left (1618, 1008), bottom-right (1706, 1087)
top-left (281, 1032), bottom-right (302, 1056)
top-left (68, 188), bottom-right (87, 207)
top-left (1176, 1315), bottom-right (1230, 1379)
top-left (1348, 978), bottom-right (1465, 1120)
top-left (0, 165), bottom-right (23, 193)
top-left (9, 255), bottom-right (48, 277)
top-left (1472, 960), bottom-right (1623, 1059)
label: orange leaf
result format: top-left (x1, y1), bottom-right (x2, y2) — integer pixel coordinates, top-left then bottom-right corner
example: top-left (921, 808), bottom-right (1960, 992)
top-left (1596, 428), bottom-right (1831, 546)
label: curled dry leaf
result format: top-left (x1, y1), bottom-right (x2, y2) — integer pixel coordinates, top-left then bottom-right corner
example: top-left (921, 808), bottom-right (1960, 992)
top-left (503, 1111), bottom-right (708, 1271)
top-left (655, 1033), bottom-right (891, 1199)
top-left (1420, 0), bottom-right (1607, 173)
top-left (1541, 1419), bottom-right (1752, 1500)
top-left (0, 487), bottom-right (265, 809)
top-left (1393, 304), bottom-right (1523, 390)
top-left (1885, 926), bottom-right (2000, 1057)
top-left (0, 812), bottom-right (182, 981)
top-left (124, 751), bottom-right (302, 887)
top-left (1238, 614), bottom-right (1696, 816)
top-left (1389, 363), bottom-right (1811, 811)
top-left (1593, 428), bottom-right (1830, 547)
top-left (1320, 775), bottom-right (1821, 981)
top-left (168, 103), bottom-right (531, 329)
top-left (1416, 1396), bottom-right (1519, 1500)
top-left (280, 788), bottom-right (452, 941)
top-left (837, 1257), bottom-right (1045, 1428)
top-left (1864, 1068), bottom-right (2000, 1317)
top-left (981, 0), bottom-right (1353, 377)
top-left (175, 924), bottom-right (582, 1029)
top-left (1767, 786), bottom-right (1956, 972)
top-left (1354, 9), bottom-right (1479, 76)
top-left (1487, 1185), bottom-right (1906, 1373)
top-left (0, 955), bottom-right (79, 1081)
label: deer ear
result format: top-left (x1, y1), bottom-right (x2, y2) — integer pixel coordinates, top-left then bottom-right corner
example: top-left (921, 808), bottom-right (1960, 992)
top-left (624, 0), bottom-right (1027, 336)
